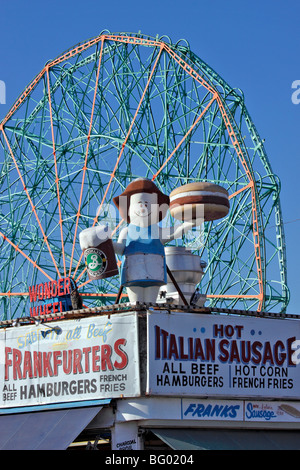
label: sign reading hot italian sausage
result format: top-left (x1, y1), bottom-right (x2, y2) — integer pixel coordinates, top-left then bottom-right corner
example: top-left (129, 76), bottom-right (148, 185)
top-left (0, 313), bottom-right (140, 408)
top-left (147, 312), bottom-right (300, 399)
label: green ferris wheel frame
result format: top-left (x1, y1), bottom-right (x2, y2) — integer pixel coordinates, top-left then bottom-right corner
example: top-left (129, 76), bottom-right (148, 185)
top-left (0, 31), bottom-right (289, 320)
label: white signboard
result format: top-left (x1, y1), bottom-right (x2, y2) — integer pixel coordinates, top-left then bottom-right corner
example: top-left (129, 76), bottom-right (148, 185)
top-left (0, 313), bottom-right (140, 408)
top-left (147, 311), bottom-right (300, 399)
top-left (183, 399), bottom-right (300, 423)
top-left (116, 396), bottom-right (300, 425)
top-left (244, 401), bottom-right (300, 422)
top-left (181, 398), bottom-right (243, 421)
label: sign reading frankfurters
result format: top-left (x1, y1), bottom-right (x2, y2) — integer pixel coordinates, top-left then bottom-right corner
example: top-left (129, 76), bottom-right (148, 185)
top-left (147, 312), bottom-right (300, 399)
top-left (0, 313), bottom-right (140, 408)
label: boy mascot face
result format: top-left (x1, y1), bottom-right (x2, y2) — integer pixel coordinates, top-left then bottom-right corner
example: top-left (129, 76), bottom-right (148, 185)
top-left (129, 192), bottom-right (158, 227)
top-left (113, 178), bottom-right (170, 225)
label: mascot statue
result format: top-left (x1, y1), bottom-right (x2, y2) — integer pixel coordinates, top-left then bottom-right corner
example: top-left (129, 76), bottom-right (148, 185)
top-left (79, 178), bottom-right (193, 303)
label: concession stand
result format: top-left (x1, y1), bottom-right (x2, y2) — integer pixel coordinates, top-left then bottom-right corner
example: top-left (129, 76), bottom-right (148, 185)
top-left (0, 178), bottom-right (299, 450)
top-left (0, 301), bottom-right (300, 450)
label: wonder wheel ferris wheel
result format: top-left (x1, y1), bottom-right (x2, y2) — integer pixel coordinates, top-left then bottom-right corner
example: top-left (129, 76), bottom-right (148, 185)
top-left (0, 31), bottom-right (289, 320)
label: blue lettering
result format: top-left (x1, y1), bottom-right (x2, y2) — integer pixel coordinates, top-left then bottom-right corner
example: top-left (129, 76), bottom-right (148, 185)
top-left (210, 404), bottom-right (223, 417)
top-left (229, 405), bottom-right (240, 418)
top-left (246, 402), bottom-right (277, 421)
top-left (183, 403), bottom-right (196, 416)
top-left (202, 404), bottom-right (212, 417)
top-left (183, 403), bottom-right (241, 419)
top-left (192, 404), bottom-right (205, 417)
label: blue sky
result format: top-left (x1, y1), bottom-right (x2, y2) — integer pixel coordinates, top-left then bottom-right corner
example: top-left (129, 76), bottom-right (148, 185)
top-left (0, 0), bottom-right (299, 313)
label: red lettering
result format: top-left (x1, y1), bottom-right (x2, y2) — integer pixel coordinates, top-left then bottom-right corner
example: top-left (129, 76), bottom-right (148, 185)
top-left (218, 339), bottom-right (229, 362)
top-left (155, 325), bottom-right (160, 358)
top-left (50, 280), bottom-right (57, 297)
top-left (225, 325), bottom-right (235, 337)
top-left (101, 344), bottom-right (113, 371)
top-left (28, 285), bottom-right (38, 302)
top-left (44, 282), bottom-right (51, 300)
top-left (194, 338), bottom-right (205, 361)
top-left (46, 303), bottom-right (52, 314)
top-left (52, 302), bottom-right (59, 313)
top-left (5, 347), bottom-right (12, 380)
top-left (73, 349), bottom-right (83, 374)
top-left (205, 338), bottom-right (215, 361)
top-left (114, 339), bottom-right (128, 370)
top-left (251, 341), bottom-right (262, 364)
top-left (58, 278), bottom-right (64, 296)
top-left (262, 342), bottom-right (274, 365)
top-left (179, 336), bottom-right (188, 360)
top-left (273, 341), bottom-right (286, 366)
top-left (63, 350), bottom-right (72, 374)
top-left (229, 340), bottom-right (240, 362)
top-left (39, 304), bottom-right (46, 315)
top-left (92, 346), bottom-right (100, 372)
top-left (287, 336), bottom-right (297, 366)
top-left (33, 351), bottom-right (42, 377)
top-left (30, 305), bottom-right (38, 317)
top-left (13, 349), bottom-right (22, 380)
top-left (64, 277), bottom-right (71, 295)
top-left (160, 329), bottom-right (168, 359)
top-left (22, 350), bottom-right (33, 378)
top-left (43, 352), bottom-right (53, 377)
top-left (38, 283), bottom-right (44, 300)
top-left (82, 347), bottom-right (91, 373)
top-left (168, 333), bottom-right (179, 360)
top-left (53, 351), bottom-right (62, 375)
top-left (188, 337), bottom-right (194, 360)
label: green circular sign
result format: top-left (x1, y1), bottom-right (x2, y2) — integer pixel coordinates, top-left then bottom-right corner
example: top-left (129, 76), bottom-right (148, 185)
top-left (85, 248), bottom-right (107, 277)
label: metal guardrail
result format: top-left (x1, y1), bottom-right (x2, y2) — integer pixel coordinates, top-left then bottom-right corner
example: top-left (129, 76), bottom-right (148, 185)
top-left (0, 302), bottom-right (299, 328)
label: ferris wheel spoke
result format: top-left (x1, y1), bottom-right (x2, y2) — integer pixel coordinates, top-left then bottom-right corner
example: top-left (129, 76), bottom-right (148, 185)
top-left (68, 37), bottom-right (105, 277)
top-left (0, 126), bottom-right (61, 278)
top-left (152, 94), bottom-right (217, 181)
top-left (229, 181), bottom-right (254, 199)
top-left (0, 231), bottom-right (53, 281)
top-left (46, 66), bottom-right (67, 277)
top-left (163, 43), bottom-right (216, 96)
top-left (215, 96), bottom-right (265, 309)
top-left (72, 44), bottom-right (164, 280)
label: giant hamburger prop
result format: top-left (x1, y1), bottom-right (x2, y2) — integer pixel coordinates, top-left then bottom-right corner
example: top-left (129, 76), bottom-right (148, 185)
top-left (169, 182), bottom-right (229, 223)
